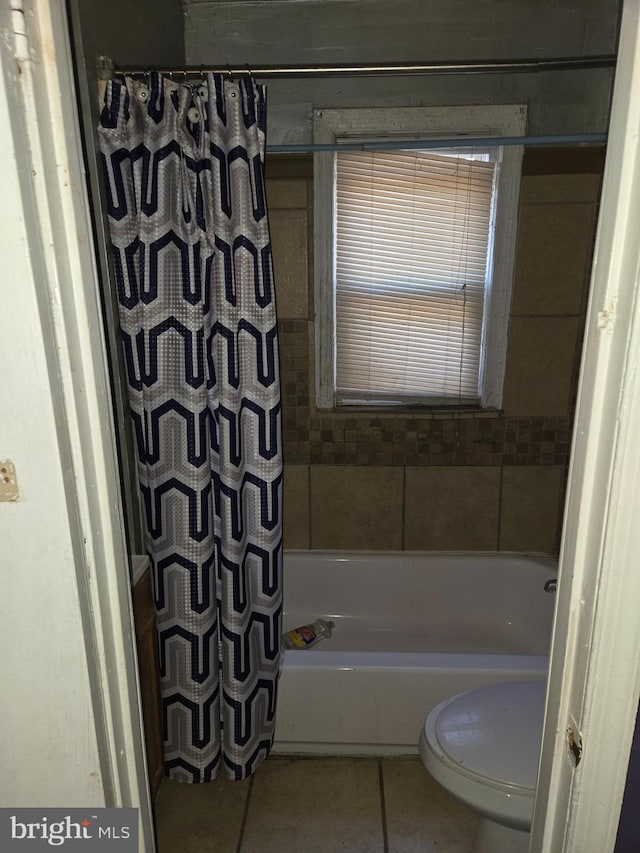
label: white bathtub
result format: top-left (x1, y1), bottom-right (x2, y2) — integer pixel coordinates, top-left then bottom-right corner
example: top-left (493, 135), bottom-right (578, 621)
top-left (273, 551), bottom-right (557, 756)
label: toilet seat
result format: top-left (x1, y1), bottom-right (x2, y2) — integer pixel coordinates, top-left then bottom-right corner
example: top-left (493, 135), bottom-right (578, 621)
top-left (420, 680), bottom-right (546, 831)
top-left (432, 679), bottom-right (545, 789)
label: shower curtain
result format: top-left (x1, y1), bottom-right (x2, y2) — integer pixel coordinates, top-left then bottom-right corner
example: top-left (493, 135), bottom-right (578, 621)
top-left (98, 72), bottom-right (283, 782)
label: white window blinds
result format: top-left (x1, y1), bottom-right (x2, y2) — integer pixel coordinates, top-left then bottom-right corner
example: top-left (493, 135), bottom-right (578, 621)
top-left (335, 148), bottom-right (497, 405)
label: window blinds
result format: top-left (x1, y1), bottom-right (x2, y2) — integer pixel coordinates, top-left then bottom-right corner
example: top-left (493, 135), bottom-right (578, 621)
top-left (335, 148), bottom-right (496, 404)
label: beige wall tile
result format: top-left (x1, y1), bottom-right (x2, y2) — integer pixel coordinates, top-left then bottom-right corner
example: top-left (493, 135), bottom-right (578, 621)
top-left (510, 202), bottom-right (597, 315)
top-left (382, 757), bottom-right (477, 852)
top-left (404, 467), bottom-right (501, 551)
top-left (502, 317), bottom-right (580, 417)
top-left (266, 178), bottom-right (307, 209)
top-left (519, 173), bottom-right (602, 204)
top-left (243, 758), bottom-right (384, 852)
top-left (283, 465), bottom-right (309, 549)
top-left (500, 465), bottom-right (564, 553)
top-left (310, 466), bottom-right (403, 550)
top-left (270, 209), bottom-right (309, 319)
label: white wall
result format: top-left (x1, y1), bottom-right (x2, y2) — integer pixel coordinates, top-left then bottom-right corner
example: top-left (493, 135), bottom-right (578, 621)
top-left (0, 9), bottom-right (104, 806)
top-left (0, 8), bottom-right (154, 847)
top-left (184, 0), bottom-right (620, 144)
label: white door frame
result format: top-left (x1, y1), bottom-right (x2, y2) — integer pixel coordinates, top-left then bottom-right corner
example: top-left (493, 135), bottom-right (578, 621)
top-left (6, 1), bottom-right (155, 849)
top-left (532, 0), bottom-right (640, 849)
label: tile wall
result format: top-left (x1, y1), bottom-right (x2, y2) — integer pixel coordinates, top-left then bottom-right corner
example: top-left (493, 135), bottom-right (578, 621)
top-left (267, 150), bottom-right (603, 554)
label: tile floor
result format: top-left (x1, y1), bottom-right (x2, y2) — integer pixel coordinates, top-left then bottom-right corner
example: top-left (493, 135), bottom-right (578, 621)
top-left (154, 755), bottom-right (478, 852)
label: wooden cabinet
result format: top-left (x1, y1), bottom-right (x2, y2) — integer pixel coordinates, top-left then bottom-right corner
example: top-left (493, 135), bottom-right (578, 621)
top-left (132, 567), bottom-right (165, 799)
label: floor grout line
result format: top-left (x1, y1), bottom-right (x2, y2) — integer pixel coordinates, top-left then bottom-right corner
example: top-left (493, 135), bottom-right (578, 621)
top-left (235, 774), bottom-right (254, 853)
top-left (378, 758), bottom-right (389, 853)
top-left (154, 756), bottom-right (480, 853)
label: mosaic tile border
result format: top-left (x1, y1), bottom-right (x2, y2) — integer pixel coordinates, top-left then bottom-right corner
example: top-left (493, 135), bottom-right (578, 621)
top-left (279, 320), bottom-right (572, 467)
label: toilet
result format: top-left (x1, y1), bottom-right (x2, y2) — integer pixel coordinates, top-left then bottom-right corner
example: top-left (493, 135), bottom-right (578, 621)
top-left (419, 679), bottom-right (546, 853)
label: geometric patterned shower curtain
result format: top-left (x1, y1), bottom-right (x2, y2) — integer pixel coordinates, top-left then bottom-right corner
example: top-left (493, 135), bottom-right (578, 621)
top-left (97, 72), bottom-right (283, 782)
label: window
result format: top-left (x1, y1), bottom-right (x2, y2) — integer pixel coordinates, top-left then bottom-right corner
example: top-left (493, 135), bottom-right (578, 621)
top-left (314, 106), bottom-right (526, 409)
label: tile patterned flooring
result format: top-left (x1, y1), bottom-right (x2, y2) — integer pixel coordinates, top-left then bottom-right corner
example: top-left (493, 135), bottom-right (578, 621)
top-left (154, 756), bottom-right (477, 852)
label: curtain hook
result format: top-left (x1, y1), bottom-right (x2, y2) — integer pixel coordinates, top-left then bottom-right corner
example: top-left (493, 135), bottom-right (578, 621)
top-left (226, 64), bottom-right (234, 81)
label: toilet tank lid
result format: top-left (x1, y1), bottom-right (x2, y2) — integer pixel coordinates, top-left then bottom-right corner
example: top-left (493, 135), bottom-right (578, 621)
top-left (433, 679), bottom-right (546, 790)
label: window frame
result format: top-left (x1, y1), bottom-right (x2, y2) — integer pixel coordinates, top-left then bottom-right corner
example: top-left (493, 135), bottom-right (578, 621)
top-left (313, 104), bottom-right (527, 410)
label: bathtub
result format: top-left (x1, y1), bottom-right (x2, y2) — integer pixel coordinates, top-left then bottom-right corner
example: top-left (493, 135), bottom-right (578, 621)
top-left (272, 550), bottom-right (557, 756)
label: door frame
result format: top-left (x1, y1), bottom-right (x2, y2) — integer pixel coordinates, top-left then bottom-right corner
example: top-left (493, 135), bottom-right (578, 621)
top-left (13, 1), bottom-right (155, 849)
top-left (532, 0), bottom-right (640, 849)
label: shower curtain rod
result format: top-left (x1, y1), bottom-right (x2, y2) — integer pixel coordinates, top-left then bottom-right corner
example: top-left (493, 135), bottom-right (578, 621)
top-left (266, 132), bottom-right (608, 154)
top-left (111, 54), bottom-right (616, 79)
top-left (102, 56), bottom-right (612, 152)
